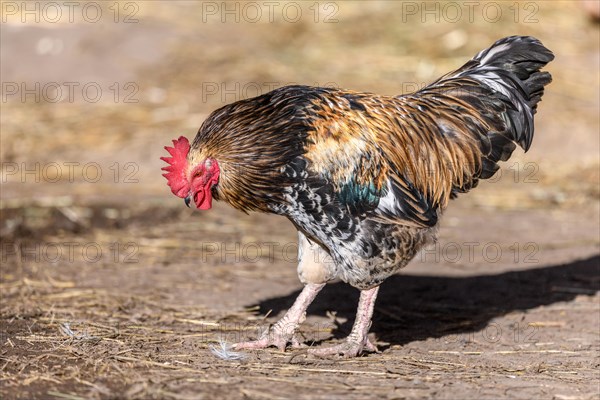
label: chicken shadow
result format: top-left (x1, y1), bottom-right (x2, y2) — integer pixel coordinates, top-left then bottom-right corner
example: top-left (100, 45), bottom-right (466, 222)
top-left (253, 255), bottom-right (600, 348)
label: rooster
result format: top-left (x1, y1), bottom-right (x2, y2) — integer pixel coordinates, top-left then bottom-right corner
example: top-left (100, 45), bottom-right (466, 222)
top-left (162, 36), bottom-right (554, 357)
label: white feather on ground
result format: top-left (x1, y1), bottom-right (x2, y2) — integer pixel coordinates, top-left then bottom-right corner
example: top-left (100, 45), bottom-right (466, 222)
top-left (209, 339), bottom-right (246, 360)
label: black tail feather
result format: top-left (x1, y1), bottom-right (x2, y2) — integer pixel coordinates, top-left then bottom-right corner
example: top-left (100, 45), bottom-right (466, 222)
top-left (467, 36), bottom-right (555, 151)
top-left (428, 36), bottom-right (554, 196)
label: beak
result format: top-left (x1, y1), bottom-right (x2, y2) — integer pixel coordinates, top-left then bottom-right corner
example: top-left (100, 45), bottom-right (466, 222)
top-left (184, 195), bottom-right (191, 208)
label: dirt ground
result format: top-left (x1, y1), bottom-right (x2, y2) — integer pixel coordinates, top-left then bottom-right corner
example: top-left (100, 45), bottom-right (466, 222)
top-left (1, 2), bottom-right (599, 399)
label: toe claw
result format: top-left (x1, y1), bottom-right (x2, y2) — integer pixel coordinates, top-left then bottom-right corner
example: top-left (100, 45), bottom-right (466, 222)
top-left (364, 337), bottom-right (379, 353)
top-left (233, 337), bottom-right (268, 350)
top-left (233, 328), bottom-right (306, 352)
top-left (307, 337), bottom-right (378, 358)
top-left (291, 335), bottom-right (307, 349)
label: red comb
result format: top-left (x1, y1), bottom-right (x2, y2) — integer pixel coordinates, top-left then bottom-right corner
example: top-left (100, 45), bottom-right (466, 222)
top-left (161, 136), bottom-right (191, 198)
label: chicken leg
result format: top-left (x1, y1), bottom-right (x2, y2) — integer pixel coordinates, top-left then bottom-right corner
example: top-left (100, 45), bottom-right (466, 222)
top-left (233, 282), bottom-right (325, 351)
top-left (308, 286), bottom-right (379, 357)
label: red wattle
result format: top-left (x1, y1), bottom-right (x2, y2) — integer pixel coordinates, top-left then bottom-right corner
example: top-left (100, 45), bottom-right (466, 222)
top-left (196, 186), bottom-right (213, 210)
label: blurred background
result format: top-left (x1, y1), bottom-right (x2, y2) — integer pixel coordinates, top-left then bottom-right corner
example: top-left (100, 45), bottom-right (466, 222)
top-left (0, 1), bottom-right (599, 398)
top-left (1, 1), bottom-right (598, 209)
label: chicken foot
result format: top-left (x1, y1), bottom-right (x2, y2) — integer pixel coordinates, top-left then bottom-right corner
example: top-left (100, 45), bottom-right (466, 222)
top-left (308, 286), bottom-right (380, 357)
top-left (234, 283), bottom-right (325, 351)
